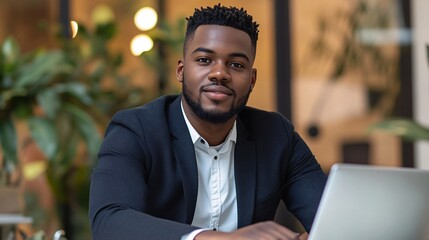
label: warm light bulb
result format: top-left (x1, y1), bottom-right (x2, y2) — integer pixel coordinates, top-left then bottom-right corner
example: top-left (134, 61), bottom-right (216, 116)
top-left (134, 7), bottom-right (158, 31)
top-left (70, 21), bottom-right (79, 38)
top-left (130, 34), bottom-right (154, 56)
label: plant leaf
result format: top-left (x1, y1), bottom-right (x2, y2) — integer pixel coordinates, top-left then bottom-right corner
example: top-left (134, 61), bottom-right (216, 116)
top-left (369, 118), bottom-right (429, 141)
top-left (54, 82), bottom-right (93, 105)
top-left (72, 165), bottom-right (91, 210)
top-left (1, 36), bottom-right (20, 67)
top-left (16, 51), bottom-right (72, 88)
top-left (0, 116), bottom-right (18, 166)
top-left (28, 117), bottom-right (58, 159)
top-left (63, 104), bottom-right (101, 159)
top-left (37, 89), bottom-right (60, 118)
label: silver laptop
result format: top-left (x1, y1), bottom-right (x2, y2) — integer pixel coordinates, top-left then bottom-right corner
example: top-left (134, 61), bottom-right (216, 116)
top-left (309, 163), bottom-right (429, 240)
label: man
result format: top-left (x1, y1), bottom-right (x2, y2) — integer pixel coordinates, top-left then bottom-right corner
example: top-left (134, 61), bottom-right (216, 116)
top-left (89, 4), bottom-right (327, 240)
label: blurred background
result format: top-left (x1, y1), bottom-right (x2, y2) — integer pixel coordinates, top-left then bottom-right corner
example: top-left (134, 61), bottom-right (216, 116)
top-left (1, 0), bottom-right (428, 239)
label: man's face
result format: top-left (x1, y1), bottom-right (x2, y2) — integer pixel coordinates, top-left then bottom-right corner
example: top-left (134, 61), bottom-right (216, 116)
top-left (177, 25), bottom-right (257, 124)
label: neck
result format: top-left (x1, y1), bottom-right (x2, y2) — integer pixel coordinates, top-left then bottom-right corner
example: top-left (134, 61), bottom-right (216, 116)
top-left (183, 102), bottom-right (236, 146)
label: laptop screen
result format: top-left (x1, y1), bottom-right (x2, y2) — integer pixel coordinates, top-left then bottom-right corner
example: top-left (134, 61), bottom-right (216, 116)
top-left (309, 164), bottom-right (429, 240)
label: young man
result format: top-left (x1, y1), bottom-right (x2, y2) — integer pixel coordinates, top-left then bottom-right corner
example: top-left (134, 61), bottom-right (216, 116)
top-left (89, 4), bottom-right (327, 240)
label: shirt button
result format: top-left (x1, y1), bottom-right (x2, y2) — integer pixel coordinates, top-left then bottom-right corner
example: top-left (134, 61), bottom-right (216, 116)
top-left (200, 139), bottom-right (205, 144)
top-left (214, 156), bottom-right (218, 160)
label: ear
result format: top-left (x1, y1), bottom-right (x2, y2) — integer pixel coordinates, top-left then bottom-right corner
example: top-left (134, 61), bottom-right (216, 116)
top-left (176, 58), bottom-right (184, 82)
top-left (250, 68), bottom-right (257, 92)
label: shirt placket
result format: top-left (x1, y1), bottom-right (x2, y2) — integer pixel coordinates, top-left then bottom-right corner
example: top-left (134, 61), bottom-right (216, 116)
top-left (209, 151), bottom-right (221, 231)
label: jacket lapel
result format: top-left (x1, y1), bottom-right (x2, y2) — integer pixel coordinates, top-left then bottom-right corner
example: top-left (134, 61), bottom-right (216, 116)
top-left (235, 118), bottom-right (257, 228)
top-left (167, 96), bottom-right (257, 227)
top-left (168, 96), bottom-right (198, 224)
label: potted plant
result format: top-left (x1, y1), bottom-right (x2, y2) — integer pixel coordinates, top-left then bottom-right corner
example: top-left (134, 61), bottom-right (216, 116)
top-left (0, 16), bottom-right (150, 238)
top-left (0, 34), bottom-right (101, 238)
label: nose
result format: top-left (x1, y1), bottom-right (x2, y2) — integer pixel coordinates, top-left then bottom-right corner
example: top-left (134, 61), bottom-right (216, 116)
top-left (208, 62), bottom-right (231, 83)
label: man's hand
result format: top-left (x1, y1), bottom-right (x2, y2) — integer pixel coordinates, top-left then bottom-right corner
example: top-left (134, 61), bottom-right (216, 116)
top-left (195, 221), bottom-right (308, 240)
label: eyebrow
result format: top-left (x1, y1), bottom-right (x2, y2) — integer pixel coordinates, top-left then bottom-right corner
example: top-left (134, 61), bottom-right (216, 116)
top-left (191, 47), bottom-right (250, 62)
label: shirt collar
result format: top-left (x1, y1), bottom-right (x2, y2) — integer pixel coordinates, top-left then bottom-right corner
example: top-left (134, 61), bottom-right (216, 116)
top-left (181, 100), bottom-right (237, 145)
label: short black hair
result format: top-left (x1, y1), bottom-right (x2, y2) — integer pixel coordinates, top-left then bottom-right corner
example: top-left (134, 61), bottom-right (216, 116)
top-left (184, 4), bottom-right (259, 53)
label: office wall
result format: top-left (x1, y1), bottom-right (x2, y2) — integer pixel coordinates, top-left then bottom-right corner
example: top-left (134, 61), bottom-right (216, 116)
top-left (2, 0), bottom-right (418, 171)
top-left (0, 0), bottom-right (57, 51)
top-left (291, 0), bottom-right (403, 170)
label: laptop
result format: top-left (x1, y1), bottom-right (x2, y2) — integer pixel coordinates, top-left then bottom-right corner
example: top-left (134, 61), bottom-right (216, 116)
top-left (308, 163), bottom-right (429, 240)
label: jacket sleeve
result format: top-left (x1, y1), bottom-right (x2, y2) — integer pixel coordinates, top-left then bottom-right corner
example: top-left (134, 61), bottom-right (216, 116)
top-left (89, 110), bottom-right (198, 240)
top-left (280, 116), bottom-right (327, 233)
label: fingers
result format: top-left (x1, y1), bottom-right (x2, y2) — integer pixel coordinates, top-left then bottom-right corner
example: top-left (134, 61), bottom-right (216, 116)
top-left (195, 222), bottom-right (307, 240)
top-left (297, 232), bottom-right (309, 240)
top-left (231, 221), bottom-right (302, 240)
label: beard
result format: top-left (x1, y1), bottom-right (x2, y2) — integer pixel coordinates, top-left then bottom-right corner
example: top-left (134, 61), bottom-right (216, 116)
top-left (182, 75), bottom-right (251, 124)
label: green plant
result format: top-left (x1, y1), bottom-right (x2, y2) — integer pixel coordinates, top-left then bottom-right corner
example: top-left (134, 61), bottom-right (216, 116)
top-left (369, 117), bottom-right (429, 141)
top-left (369, 44), bottom-right (429, 141)
top-left (0, 35), bottom-right (100, 176)
top-left (0, 34), bottom-right (100, 238)
top-left (62, 21), bottom-right (154, 120)
top-left (0, 17), bottom-right (153, 238)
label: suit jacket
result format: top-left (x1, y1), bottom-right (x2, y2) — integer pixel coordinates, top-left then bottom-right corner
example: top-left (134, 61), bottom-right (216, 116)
top-left (89, 95), bottom-right (327, 240)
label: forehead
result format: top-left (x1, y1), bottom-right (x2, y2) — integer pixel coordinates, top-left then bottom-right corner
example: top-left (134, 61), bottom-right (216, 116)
top-left (185, 25), bottom-right (254, 59)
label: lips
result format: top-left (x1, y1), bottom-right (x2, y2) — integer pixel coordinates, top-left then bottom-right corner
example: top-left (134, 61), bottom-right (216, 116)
top-left (202, 85), bottom-right (233, 95)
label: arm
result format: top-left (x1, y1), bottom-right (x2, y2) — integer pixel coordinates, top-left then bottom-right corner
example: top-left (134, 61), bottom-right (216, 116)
top-left (89, 110), bottom-right (198, 240)
top-left (281, 118), bottom-right (327, 232)
top-left (194, 221), bottom-right (308, 240)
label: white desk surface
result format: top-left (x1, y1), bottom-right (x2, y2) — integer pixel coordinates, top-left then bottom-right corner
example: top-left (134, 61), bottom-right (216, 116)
top-left (0, 214), bottom-right (33, 225)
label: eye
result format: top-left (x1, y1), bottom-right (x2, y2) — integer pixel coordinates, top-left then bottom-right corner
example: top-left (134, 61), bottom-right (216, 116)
top-left (196, 57), bottom-right (211, 64)
top-left (230, 62), bottom-right (244, 69)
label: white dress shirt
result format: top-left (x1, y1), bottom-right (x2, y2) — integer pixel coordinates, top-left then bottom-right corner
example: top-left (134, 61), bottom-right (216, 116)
top-left (181, 102), bottom-right (238, 239)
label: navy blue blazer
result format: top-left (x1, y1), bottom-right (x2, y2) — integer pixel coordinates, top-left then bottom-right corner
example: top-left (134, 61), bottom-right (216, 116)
top-left (89, 95), bottom-right (327, 240)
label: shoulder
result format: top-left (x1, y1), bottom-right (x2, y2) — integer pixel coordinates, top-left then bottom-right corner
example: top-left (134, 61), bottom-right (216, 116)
top-left (238, 106), bottom-right (294, 131)
top-left (112, 95), bottom-right (178, 121)
top-left (104, 95), bottom-right (179, 135)
top-left (118, 95), bottom-right (178, 115)
top-left (236, 106), bottom-right (297, 144)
